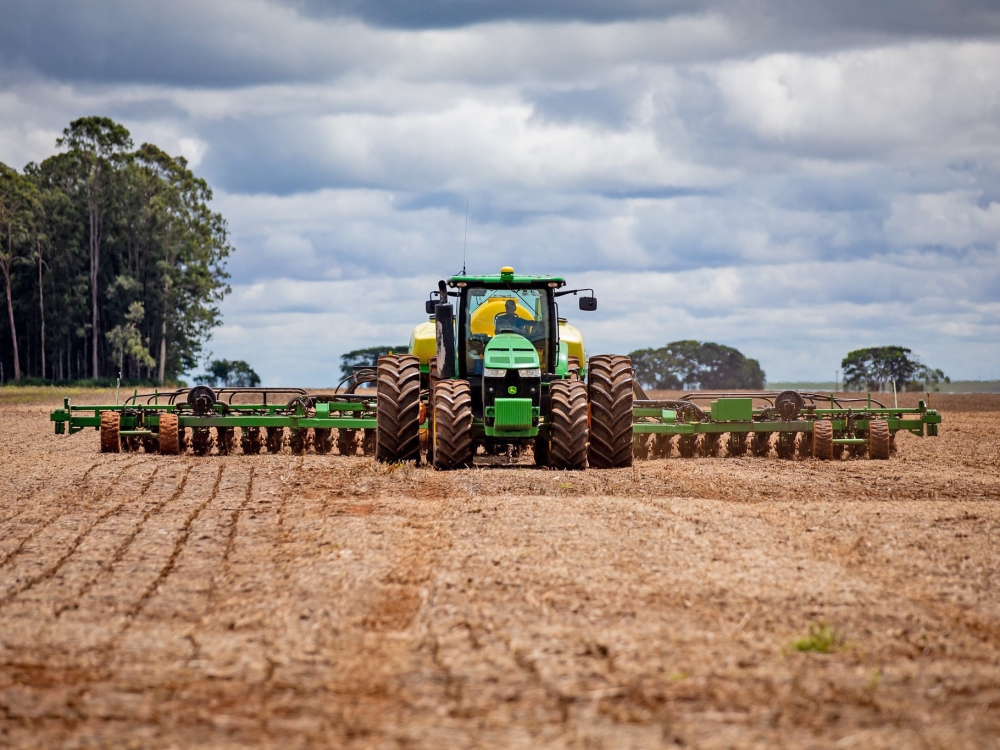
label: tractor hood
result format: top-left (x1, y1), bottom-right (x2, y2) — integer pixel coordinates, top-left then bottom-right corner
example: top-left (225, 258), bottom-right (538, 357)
top-left (483, 334), bottom-right (540, 370)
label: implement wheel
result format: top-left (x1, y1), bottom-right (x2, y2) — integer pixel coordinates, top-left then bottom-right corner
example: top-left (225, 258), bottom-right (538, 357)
top-left (549, 380), bottom-right (589, 470)
top-left (869, 419), bottom-right (891, 460)
top-left (100, 411), bottom-right (121, 453)
top-left (376, 354), bottom-right (421, 463)
top-left (812, 420), bottom-right (834, 460)
top-left (432, 380), bottom-right (473, 470)
top-left (158, 413), bottom-right (180, 454)
top-left (588, 355), bottom-right (634, 469)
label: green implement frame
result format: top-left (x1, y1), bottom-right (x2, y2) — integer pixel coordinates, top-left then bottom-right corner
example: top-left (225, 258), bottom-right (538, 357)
top-left (50, 385), bottom-right (378, 455)
top-left (632, 390), bottom-right (941, 460)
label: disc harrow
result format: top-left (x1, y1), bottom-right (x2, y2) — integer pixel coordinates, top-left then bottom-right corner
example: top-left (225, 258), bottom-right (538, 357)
top-left (631, 388), bottom-right (941, 461)
top-left (50, 375), bottom-right (379, 457)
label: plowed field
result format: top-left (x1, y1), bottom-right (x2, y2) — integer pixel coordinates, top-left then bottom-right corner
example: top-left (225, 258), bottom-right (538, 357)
top-left (1, 393), bottom-right (998, 749)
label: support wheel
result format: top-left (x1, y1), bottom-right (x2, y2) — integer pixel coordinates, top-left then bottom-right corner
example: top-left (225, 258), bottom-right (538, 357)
top-left (587, 355), bottom-right (634, 469)
top-left (869, 419), bottom-right (891, 460)
top-left (100, 411), bottom-right (121, 453)
top-left (376, 354), bottom-right (422, 463)
top-left (158, 413), bottom-right (180, 455)
top-left (549, 380), bottom-right (589, 470)
top-left (432, 380), bottom-right (473, 470)
top-left (812, 420), bottom-right (834, 460)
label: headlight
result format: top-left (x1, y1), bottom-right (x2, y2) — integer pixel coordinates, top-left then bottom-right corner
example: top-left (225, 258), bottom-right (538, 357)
top-left (484, 368), bottom-right (507, 378)
top-left (518, 368), bottom-right (541, 378)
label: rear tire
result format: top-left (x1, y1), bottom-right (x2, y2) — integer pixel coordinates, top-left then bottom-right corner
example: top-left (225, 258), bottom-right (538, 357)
top-left (869, 419), bottom-right (891, 460)
top-left (812, 420), bottom-right (834, 460)
top-left (567, 356), bottom-right (581, 380)
top-left (100, 411), bottom-right (120, 453)
top-left (376, 354), bottom-right (422, 463)
top-left (432, 380), bottom-right (473, 470)
top-left (158, 413), bottom-right (180, 455)
top-left (549, 380), bottom-right (588, 470)
top-left (588, 355), bottom-right (634, 469)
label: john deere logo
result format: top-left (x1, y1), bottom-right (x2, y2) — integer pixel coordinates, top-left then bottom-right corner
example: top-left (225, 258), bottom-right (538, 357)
top-left (507, 385), bottom-right (517, 394)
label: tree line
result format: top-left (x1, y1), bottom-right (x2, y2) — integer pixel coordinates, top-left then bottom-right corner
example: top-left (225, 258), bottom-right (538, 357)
top-left (0, 117), bottom-right (231, 384)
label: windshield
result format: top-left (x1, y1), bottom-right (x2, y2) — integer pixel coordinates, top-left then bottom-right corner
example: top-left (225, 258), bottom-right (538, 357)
top-left (463, 287), bottom-right (551, 375)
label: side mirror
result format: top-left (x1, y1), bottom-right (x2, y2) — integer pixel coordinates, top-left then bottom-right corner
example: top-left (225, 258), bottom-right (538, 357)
top-left (425, 299), bottom-right (437, 314)
top-left (579, 296), bottom-right (597, 311)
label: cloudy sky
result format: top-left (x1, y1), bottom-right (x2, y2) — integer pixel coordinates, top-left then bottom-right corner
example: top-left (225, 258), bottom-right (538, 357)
top-left (2, 0), bottom-right (999, 384)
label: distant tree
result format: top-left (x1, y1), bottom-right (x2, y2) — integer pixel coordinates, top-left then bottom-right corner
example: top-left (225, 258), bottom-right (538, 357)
top-left (339, 345), bottom-right (408, 378)
top-left (842, 346), bottom-right (949, 392)
top-left (56, 117), bottom-right (134, 379)
top-left (630, 340), bottom-right (765, 391)
top-left (0, 163), bottom-right (40, 381)
top-left (106, 301), bottom-right (156, 376)
top-left (200, 359), bottom-right (261, 387)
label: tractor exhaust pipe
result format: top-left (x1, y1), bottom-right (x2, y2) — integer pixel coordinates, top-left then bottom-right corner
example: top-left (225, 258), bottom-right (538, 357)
top-left (435, 280), bottom-right (456, 379)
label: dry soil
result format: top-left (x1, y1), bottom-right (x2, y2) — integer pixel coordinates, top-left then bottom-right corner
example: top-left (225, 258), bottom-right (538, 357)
top-left (0, 393), bottom-right (998, 749)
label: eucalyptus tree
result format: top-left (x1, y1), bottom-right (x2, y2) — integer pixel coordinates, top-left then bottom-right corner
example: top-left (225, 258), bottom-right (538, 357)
top-left (0, 163), bottom-right (40, 381)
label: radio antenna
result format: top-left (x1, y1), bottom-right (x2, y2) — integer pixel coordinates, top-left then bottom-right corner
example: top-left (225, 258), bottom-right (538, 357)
top-left (462, 201), bottom-right (468, 275)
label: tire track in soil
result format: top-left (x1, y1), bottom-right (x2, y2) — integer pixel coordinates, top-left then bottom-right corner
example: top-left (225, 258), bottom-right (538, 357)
top-left (0, 459), bottom-right (102, 527)
top-left (110, 462), bottom-right (225, 646)
top-left (0, 464), bottom-right (163, 609)
top-left (0, 458), bottom-right (151, 582)
top-left (53, 462), bottom-right (194, 617)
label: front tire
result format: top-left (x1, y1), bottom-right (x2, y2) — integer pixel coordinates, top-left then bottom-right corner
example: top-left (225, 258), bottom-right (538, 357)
top-left (549, 380), bottom-right (588, 470)
top-left (432, 380), bottom-right (473, 470)
top-left (588, 355), bottom-right (634, 468)
top-left (376, 354), bottom-right (422, 463)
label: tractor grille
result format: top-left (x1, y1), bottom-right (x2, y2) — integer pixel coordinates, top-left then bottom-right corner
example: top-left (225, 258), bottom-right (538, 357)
top-left (493, 398), bottom-right (533, 430)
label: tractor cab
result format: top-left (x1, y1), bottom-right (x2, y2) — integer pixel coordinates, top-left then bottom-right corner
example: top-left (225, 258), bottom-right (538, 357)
top-left (418, 267), bottom-right (597, 434)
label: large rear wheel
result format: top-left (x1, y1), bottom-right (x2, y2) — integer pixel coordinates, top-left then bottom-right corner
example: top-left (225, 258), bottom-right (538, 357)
top-left (548, 380), bottom-right (588, 470)
top-left (432, 380), bottom-right (473, 470)
top-left (588, 355), bottom-right (634, 469)
top-left (376, 354), bottom-right (422, 463)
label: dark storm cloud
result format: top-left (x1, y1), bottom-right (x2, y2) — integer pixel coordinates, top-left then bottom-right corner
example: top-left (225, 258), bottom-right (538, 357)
top-left (286, 0), bottom-right (1000, 38)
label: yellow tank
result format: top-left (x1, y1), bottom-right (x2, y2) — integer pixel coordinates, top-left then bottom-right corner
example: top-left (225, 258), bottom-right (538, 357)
top-left (409, 318), bottom-right (437, 367)
top-left (409, 312), bottom-right (587, 371)
top-left (559, 318), bottom-right (586, 369)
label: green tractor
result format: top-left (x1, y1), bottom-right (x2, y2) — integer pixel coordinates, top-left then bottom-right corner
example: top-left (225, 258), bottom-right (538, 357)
top-left (375, 266), bottom-right (634, 470)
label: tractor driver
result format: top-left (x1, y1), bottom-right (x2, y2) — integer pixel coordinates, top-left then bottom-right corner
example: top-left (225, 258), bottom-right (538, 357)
top-left (494, 299), bottom-right (529, 334)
